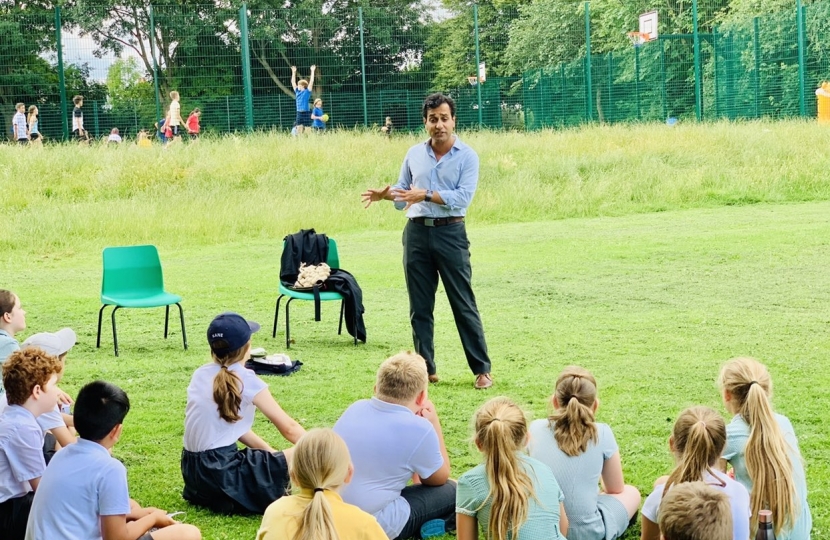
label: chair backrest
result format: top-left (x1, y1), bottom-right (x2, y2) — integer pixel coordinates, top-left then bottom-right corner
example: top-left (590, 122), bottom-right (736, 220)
top-left (327, 238), bottom-right (340, 270)
top-left (101, 245), bottom-right (166, 298)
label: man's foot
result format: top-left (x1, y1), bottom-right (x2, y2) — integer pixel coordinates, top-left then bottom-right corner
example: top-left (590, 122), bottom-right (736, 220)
top-left (428, 374), bottom-right (440, 384)
top-left (474, 373), bottom-right (493, 390)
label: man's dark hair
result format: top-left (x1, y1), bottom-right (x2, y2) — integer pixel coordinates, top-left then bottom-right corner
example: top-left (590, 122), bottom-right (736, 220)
top-left (74, 380), bottom-right (130, 441)
top-left (422, 93), bottom-right (455, 119)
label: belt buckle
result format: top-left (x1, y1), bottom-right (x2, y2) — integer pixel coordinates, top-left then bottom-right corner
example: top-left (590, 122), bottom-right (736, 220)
top-left (424, 218), bottom-right (435, 227)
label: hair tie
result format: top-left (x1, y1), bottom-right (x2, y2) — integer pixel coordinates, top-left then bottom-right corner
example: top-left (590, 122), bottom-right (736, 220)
top-left (313, 487), bottom-right (324, 493)
top-left (749, 380), bottom-right (759, 386)
top-left (567, 395), bottom-right (577, 403)
top-left (220, 365), bottom-right (229, 370)
top-left (699, 421), bottom-right (706, 428)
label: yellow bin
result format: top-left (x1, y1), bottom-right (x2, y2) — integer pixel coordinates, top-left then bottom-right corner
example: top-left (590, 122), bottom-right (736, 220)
top-left (817, 82), bottom-right (830, 124)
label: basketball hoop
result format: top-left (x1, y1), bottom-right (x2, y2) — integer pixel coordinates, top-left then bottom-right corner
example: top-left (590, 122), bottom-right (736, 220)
top-left (467, 76), bottom-right (478, 86)
top-left (627, 31), bottom-right (651, 46)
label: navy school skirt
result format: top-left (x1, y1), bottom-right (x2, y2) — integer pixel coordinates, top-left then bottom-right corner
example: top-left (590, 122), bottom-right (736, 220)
top-left (181, 443), bottom-right (290, 515)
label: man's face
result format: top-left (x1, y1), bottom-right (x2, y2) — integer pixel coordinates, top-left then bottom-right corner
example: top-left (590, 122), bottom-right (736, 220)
top-left (424, 103), bottom-right (455, 145)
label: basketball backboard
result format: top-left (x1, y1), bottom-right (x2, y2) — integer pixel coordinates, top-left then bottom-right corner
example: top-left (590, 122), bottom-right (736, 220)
top-left (639, 10), bottom-right (658, 40)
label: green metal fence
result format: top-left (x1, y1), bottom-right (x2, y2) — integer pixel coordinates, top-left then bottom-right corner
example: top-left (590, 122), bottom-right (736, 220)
top-left (1, 1), bottom-right (829, 141)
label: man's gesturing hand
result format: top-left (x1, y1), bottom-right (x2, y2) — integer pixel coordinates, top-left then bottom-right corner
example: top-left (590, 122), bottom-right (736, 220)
top-left (390, 187), bottom-right (427, 210)
top-left (361, 185), bottom-right (391, 208)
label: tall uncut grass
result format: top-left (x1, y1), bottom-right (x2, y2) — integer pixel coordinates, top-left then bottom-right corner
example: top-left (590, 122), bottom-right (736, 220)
top-left (2, 120), bottom-right (830, 254)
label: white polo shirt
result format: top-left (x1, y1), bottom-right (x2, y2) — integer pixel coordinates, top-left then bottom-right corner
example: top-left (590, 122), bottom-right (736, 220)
top-left (0, 395), bottom-right (65, 432)
top-left (184, 362), bottom-right (268, 452)
top-left (333, 398), bottom-right (444, 539)
top-left (0, 405), bottom-right (45, 503)
top-left (25, 438), bottom-right (131, 540)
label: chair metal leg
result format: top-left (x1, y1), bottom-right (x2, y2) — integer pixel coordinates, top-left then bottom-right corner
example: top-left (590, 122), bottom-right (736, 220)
top-left (176, 303), bottom-right (188, 350)
top-left (164, 305), bottom-right (170, 338)
top-left (96, 305), bottom-right (107, 348)
top-left (111, 306), bottom-right (121, 357)
top-left (273, 295), bottom-right (285, 338)
top-left (338, 300), bottom-right (344, 335)
top-left (285, 298), bottom-right (294, 349)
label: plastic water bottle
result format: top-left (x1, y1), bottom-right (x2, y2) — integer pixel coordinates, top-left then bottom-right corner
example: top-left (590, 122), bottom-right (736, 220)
top-left (755, 509), bottom-right (775, 540)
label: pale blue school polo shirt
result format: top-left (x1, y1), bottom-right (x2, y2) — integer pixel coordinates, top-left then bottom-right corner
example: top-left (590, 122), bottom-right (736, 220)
top-left (26, 438), bottom-right (131, 540)
top-left (0, 405), bottom-right (45, 503)
top-left (0, 329), bottom-right (20, 395)
top-left (393, 136), bottom-right (480, 219)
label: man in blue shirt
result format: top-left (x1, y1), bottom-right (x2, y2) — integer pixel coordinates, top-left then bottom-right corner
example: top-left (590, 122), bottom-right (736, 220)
top-left (291, 65), bottom-right (316, 135)
top-left (362, 93), bottom-right (493, 390)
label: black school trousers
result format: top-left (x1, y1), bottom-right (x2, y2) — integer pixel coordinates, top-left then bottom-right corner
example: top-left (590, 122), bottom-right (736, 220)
top-left (402, 219), bottom-right (491, 376)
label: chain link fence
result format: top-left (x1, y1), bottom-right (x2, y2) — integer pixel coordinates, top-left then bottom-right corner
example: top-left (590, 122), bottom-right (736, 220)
top-left (2, 1), bottom-right (829, 140)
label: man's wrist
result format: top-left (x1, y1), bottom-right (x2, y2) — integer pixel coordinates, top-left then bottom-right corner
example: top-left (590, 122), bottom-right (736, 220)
top-left (424, 189), bottom-right (433, 203)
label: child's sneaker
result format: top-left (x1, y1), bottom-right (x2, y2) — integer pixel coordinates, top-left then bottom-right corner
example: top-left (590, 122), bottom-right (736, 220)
top-left (420, 519), bottom-right (446, 539)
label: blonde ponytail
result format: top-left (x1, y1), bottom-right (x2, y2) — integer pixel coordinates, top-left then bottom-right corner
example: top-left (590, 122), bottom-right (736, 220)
top-left (474, 397), bottom-right (534, 540)
top-left (719, 357), bottom-right (797, 536)
top-left (663, 407), bottom-right (726, 495)
top-left (550, 366), bottom-right (598, 456)
top-left (290, 429), bottom-right (350, 540)
top-left (211, 342), bottom-right (247, 422)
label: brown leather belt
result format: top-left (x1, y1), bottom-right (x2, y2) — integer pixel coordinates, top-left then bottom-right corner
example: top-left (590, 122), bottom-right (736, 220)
top-left (410, 217), bottom-right (465, 227)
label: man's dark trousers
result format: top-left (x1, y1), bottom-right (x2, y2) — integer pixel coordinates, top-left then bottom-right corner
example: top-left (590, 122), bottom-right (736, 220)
top-left (402, 219), bottom-right (491, 376)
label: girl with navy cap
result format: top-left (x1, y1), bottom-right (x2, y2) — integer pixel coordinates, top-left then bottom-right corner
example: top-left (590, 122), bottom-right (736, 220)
top-left (181, 312), bottom-right (306, 514)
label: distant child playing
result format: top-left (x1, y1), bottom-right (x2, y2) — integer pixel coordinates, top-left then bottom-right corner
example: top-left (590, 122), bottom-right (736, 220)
top-left (457, 397), bottom-right (569, 540)
top-left (718, 357), bottom-right (812, 539)
top-left (291, 65), bottom-right (316, 135)
top-left (186, 108), bottom-right (201, 139)
top-left (311, 99), bottom-right (326, 132)
top-left (0, 348), bottom-right (62, 540)
top-left (181, 312), bottom-right (306, 514)
top-left (25, 380), bottom-right (202, 540)
top-left (27, 106), bottom-right (40, 145)
top-left (166, 91), bottom-right (184, 140)
top-left (71, 95), bottom-right (88, 143)
top-left (256, 428), bottom-right (387, 540)
top-left (12, 103), bottom-right (28, 144)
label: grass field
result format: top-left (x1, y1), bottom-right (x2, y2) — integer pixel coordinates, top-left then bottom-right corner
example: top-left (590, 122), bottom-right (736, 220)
top-left (1, 123), bottom-right (829, 539)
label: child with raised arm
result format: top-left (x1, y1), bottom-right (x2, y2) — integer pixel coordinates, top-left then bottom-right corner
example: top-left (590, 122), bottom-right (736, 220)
top-left (527, 367), bottom-right (640, 540)
top-left (25, 380), bottom-right (201, 540)
top-left (658, 482), bottom-right (732, 540)
top-left (291, 65), bottom-right (316, 135)
top-left (257, 428), bottom-right (387, 540)
top-left (457, 397), bottom-right (568, 540)
top-left (640, 406), bottom-right (750, 540)
top-left (718, 357), bottom-right (812, 539)
top-left (0, 348), bottom-right (62, 540)
top-left (181, 312), bottom-right (305, 514)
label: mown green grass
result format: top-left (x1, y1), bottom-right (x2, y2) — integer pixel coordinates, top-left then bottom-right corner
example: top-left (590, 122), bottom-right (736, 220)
top-left (1, 124), bottom-right (829, 539)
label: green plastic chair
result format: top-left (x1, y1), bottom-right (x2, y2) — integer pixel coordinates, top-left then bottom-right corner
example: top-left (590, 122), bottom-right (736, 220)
top-left (96, 245), bottom-right (188, 356)
top-left (272, 238), bottom-right (355, 348)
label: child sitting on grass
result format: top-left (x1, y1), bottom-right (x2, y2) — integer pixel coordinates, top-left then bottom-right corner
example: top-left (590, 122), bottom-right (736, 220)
top-left (457, 397), bottom-right (568, 540)
top-left (181, 312), bottom-right (305, 514)
top-left (256, 428), bottom-right (387, 540)
top-left (658, 482), bottom-right (732, 540)
top-left (640, 406), bottom-right (750, 540)
top-left (0, 289), bottom-right (26, 366)
top-left (527, 366), bottom-right (640, 540)
top-left (0, 348), bottom-right (62, 540)
top-left (25, 380), bottom-right (202, 540)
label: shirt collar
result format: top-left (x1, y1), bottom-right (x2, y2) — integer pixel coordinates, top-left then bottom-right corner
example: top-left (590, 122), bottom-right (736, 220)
top-left (369, 396), bottom-right (415, 414)
top-left (75, 438), bottom-right (112, 456)
top-left (0, 329), bottom-right (11, 338)
top-left (423, 135), bottom-right (462, 159)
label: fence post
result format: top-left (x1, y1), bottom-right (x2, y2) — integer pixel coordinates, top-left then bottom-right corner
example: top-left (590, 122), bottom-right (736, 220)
top-left (473, 4), bottom-right (483, 128)
top-left (358, 7), bottom-right (368, 127)
top-left (149, 6), bottom-right (162, 126)
top-left (712, 29), bottom-right (720, 118)
top-left (93, 100), bottom-right (100, 138)
top-left (239, 4), bottom-right (254, 130)
top-left (660, 38), bottom-right (668, 120)
top-left (607, 52), bottom-right (613, 122)
top-left (560, 63), bottom-right (566, 126)
top-left (584, 2), bottom-right (592, 122)
top-left (796, 0), bottom-right (806, 117)
top-left (634, 45), bottom-right (641, 120)
top-left (753, 17), bottom-right (761, 118)
top-left (692, 0), bottom-right (702, 121)
top-left (54, 6), bottom-right (68, 140)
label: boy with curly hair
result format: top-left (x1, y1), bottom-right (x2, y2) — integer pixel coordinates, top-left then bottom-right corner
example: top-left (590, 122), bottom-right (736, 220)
top-left (0, 348), bottom-right (62, 540)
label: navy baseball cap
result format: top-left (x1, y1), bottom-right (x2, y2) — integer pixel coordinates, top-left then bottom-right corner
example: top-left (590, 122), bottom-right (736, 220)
top-left (207, 312), bottom-right (260, 355)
